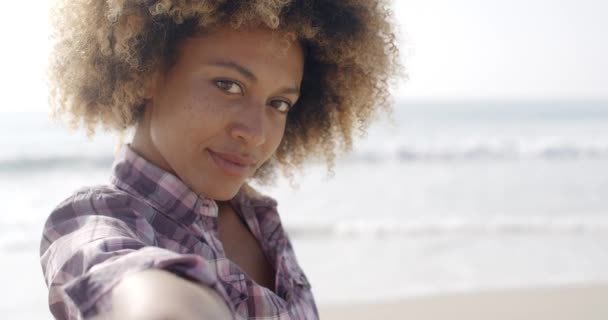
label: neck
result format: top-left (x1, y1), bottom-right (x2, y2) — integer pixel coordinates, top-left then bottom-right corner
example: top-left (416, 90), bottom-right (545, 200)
top-left (130, 112), bottom-right (174, 175)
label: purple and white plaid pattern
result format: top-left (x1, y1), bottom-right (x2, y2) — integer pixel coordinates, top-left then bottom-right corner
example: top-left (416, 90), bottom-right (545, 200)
top-left (39, 145), bottom-right (319, 319)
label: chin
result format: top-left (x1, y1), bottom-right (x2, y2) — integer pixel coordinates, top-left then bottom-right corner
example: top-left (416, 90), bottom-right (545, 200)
top-left (205, 182), bottom-right (243, 201)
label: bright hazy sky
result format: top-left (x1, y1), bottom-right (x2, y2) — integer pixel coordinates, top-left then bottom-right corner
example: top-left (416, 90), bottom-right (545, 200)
top-left (1, 0), bottom-right (607, 112)
top-left (393, 0), bottom-right (608, 100)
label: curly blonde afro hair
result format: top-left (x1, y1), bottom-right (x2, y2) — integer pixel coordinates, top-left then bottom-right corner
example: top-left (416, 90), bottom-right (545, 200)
top-left (48, 0), bottom-right (402, 185)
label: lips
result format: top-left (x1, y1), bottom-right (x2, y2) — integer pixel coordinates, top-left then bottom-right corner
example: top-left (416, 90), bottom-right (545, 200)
top-left (208, 149), bottom-right (256, 166)
top-left (207, 149), bottom-right (256, 177)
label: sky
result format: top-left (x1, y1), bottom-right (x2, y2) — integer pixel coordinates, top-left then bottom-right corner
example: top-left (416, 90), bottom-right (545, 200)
top-left (1, 0), bottom-right (607, 112)
top-left (392, 0), bottom-right (608, 101)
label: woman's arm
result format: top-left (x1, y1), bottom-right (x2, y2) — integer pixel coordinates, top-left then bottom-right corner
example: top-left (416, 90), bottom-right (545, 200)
top-left (40, 190), bottom-right (235, 319)
top-left (107, 269), bottom-right (232, 320)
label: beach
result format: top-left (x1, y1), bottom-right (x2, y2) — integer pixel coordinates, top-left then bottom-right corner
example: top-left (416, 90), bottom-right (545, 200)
top-left (319, 284), bottom-right (608, 320)
top-left (2, 102), bottom-right (608, 318)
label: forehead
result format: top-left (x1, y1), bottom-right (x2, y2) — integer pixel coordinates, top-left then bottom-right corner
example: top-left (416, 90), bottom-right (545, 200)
top-left (179, 26), bottom-right (304, 70)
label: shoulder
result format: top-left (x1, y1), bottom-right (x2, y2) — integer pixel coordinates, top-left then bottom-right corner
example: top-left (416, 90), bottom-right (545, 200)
top-left (54, 184), bottom-right (134, 209)
top-left (47, 184), bottom-right (145, 221)
top-left (42, 184), bottom-right (156, 244)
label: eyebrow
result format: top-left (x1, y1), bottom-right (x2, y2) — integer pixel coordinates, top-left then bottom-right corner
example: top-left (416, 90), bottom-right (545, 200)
top-left (208, 60), bottom-right (300, 96)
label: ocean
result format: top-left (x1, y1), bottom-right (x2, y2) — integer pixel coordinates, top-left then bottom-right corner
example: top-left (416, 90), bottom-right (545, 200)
top-left (2, 100), bottom-right (608, 317)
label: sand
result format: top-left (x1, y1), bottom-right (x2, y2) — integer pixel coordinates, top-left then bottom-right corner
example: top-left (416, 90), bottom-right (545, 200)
top-left (318, 283), bottom-right (608, 320)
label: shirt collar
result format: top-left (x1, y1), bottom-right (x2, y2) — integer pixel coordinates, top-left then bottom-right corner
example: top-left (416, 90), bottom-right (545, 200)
top-left (110, 144), bottom-right (217, 226)
top-left (110, 144), bottom-right (277, 226)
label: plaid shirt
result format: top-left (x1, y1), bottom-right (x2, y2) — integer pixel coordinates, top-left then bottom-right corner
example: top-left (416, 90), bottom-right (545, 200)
top-left (39, 145), bottom-right (318, 320)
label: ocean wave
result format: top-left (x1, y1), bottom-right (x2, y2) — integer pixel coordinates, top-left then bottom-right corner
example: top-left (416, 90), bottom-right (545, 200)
top-left (284, 218), bottom-right (608, 238)
top-left (1, 140), bottom-right (607, 172)
top-left (0, 155), bottom-right (114, 171)
top-left (345, 142), bottom-right (608, 162)
top-left (1, 217), bottom-right (606, 251)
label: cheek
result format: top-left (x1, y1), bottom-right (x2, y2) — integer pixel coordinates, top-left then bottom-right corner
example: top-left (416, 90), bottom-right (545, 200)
top-left (266, 123), bottom-right (286, 151)
top-left (179, 95), bottom-right (236, 143)
top-left (178, 85), bottom-right (227, 120)
top-left (187, 85), bottom-right (232, 114)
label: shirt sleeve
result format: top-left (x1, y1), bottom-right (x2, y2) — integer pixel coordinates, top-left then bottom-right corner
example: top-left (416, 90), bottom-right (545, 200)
top-left (39, 189), bottom-right (230, 320)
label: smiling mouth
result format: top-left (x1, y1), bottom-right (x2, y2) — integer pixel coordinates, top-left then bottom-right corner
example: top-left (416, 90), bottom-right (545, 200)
top-left (207, 149), bottom-right (252, 177)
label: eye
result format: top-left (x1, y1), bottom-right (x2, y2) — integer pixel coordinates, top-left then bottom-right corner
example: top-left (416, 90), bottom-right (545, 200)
top-left (214, 79), bottom-right (244, 95)
top-left (269, 99), bottom-right (292, 113)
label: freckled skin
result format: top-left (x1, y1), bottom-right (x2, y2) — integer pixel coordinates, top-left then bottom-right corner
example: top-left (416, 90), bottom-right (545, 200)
top-left (131, 26), bottom-right (304, 201)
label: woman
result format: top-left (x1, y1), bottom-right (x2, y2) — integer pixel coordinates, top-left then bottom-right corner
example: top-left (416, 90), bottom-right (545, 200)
top-left (40, 0), bottom-right (400, 319)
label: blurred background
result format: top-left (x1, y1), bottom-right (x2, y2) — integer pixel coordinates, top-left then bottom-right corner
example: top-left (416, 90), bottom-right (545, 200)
top-left (1, 0), bottom-right (607, 318)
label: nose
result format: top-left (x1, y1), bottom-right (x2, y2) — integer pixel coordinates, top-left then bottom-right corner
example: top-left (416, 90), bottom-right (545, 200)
top-left (230, 102), bottom-right (266, 146)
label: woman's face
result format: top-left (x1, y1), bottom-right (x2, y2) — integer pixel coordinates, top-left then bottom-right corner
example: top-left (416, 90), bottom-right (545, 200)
top-left (133, 26), bottom-right (304, 200)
